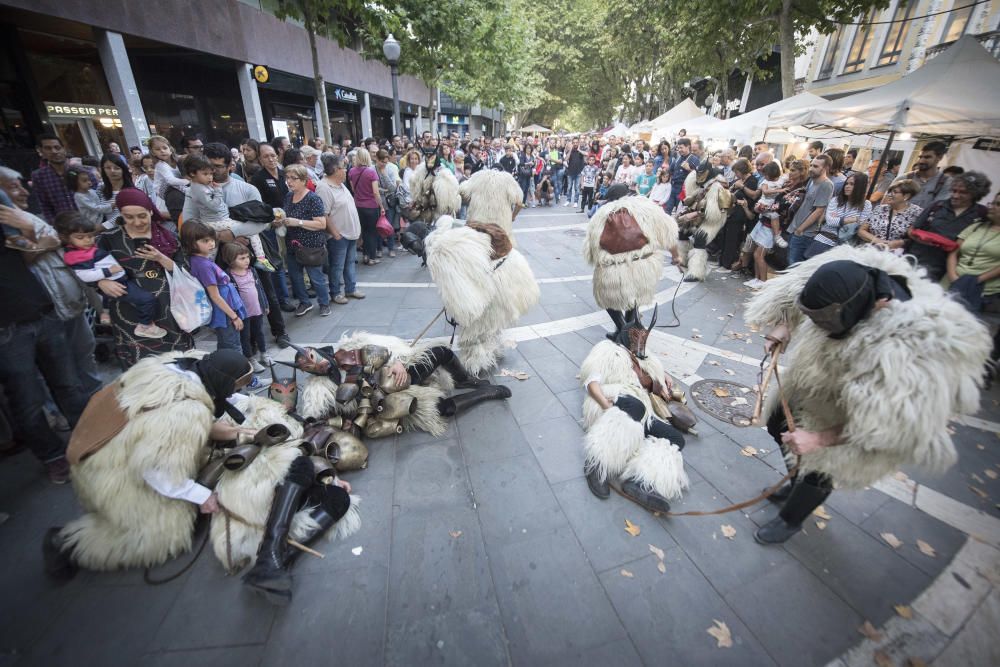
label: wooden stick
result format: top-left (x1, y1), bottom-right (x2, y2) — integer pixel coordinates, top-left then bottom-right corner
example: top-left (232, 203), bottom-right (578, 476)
top-left (411, 307), bottom-right (445, 345)
top-left (287, 538), bottom-right (324, 559)
top-left (752, 350), bottom-right (781, 425)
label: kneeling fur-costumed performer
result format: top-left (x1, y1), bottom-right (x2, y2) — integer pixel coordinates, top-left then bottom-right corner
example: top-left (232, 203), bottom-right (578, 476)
top-left (677, 162), bottom-right (730, 282)
top-left (580, 316), bottom-right (690, 513)
top-left (424, 216), bottom-right (539, 374)
top-left (583, 188), bottom-right (678, 341)
top-left (745, 246), bottom-right (990, 544)
top-left (43, 349), bottom-right (360, 605)
top-left (284, 334), bottom-right (511, 434)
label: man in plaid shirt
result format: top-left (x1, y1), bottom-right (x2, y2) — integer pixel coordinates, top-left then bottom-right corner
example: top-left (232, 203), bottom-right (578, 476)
top-left (30, 134), bottom-right (79, 223)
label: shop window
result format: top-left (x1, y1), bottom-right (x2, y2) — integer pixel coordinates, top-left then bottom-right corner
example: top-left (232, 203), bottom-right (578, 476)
top-left (876, 1), bottom-right (917, 67)
top-left (941, 2), bottom-right (974, 43)
top-left (843, 9), bottom-right (880, 74)
top-left (817, 24), bottom-right (847, 79)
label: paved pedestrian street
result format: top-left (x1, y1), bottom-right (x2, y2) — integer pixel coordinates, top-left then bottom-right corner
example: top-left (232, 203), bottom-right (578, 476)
top-left (2, 206), bottom-right (998, 667)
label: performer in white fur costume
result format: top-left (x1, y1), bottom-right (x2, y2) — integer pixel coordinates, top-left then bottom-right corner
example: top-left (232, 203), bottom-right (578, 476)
top-left (286, 332), bottom-right (511, 432)
top-left (580, 319), bottom-right (689, 513)
top-left (458, 168), bottom-right (524, 244)
top-left (43, 350), bottom-right (360, 606)
top-left (424, 216), bottom-right (539, 374)
top-left (583, 191), bottom-right (678, 341)
top-left (676, 161), bottom-right (731, 282)
top-left (744, 245), bottom-right (991, 544)
top-left (407, 152), bottom-right (461, 224)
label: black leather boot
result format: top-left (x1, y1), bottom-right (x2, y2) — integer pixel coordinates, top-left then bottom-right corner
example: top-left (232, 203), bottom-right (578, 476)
top-left (763, 482), bottom-right (794, 504)
top-left (442, 355), bottom-right (489, 389)
top-left (283, 506), bottom-right (339, 567)
top-left (605, 309), bottom-right (626, 341)
top-left (585, 466), bottom-right (610, 500)
top-left (754, 480), bottom-right (831, 545)
top-left (42, 527), bottom-right (77, 581)
top-left (438, 385), bottom-right (512, 417)
top-left (616, 478), bottom-right (671, 513)
top-left (242, 477), bottom-right (308, 605)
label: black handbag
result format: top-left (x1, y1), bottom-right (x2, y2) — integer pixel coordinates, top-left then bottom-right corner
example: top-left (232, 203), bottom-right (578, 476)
top-left (291, 242), bottom-right (326, 267)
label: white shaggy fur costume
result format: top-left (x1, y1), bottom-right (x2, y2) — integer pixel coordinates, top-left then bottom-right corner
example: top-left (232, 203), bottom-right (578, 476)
top-left (408, 163), bottom-right (461, 223)
top-left (458, 169), bottom-right (524, 244)
top-left (424, 216), bottom-right (540, 373)
top-left (678, 171), bottom-right (730, 281)
top-left (745, 245), bottom-right (990, 488)
top-left (583, 196), bottom-right (678, 312)
top-left (298, 332), bottom-right (455, 436)
top-left (580, 341), bottom-right (689, 501)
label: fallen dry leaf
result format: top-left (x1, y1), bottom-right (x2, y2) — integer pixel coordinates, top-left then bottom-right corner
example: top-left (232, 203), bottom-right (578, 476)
top-left (495, 368), bottom-right (531, 381)
top-left (893, 471), bottom-right (910, 482)
top-left (894, 604), bottom-right (913, 619)
top-left (624, 519), bottom-right (641, 537)
top-left (815, 520), bottom-right (827, 531)
top-left (739, 387), bottom-right (750, 393)
top-left (692, 334), bottom-right (703, 340)
top-left (449, 530), bottom-right (463, 539)
top-left (657, 561), bottom-right (667, 574)
top-left (721, 524), bottom-right (736, 540)
top-left (881, 532), bottom-right (903, 549)
top-left (648, 544), bottom-right (665, 560)
top-left (740, 446), bottom-right (758, 457)
top-left (707, 360), bottom-right (720, 366)
top-left (620, 569), bottom-right (634, 578)
top-left (723, 369), bottom-right (736, 376)
top-left (730, 397), bottom-right (748, 406)
top-left (713, 387), bottom-right (730, 398)
top-left (858, 620), bottom-right (884, 642)
top-left (986, 469), bottom-right (998, 480)
top-left (969, 485), bottom-right (989, 500)
top-left (706, 619), bottom-right (733, 648)
top-left (874, 651), bottom-right (893, 667)
top-left (812, 505), bottom-right (832, 521)
top-left (976, 443), bottom-right (985, 450)
top-left (917, 540), bottom-right (936, 558)
top-left (972, 473), bottom-right (985, 484)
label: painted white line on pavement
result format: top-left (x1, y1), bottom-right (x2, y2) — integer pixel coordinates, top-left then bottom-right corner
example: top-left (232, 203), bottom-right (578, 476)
top-left (953, 414), bottom-right (1000, 434)
top-left (514, 223), bottom-right (588, 233)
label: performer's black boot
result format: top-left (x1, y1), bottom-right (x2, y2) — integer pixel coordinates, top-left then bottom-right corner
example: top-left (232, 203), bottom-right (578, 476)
top-left (283, 484), bottom-right (351, 567)
top-left (438, 385), bottom-right (512, 417)
top-left (42, 526), bottom-right (77, 581)
top-left (754, 480), bottom-right (831, 545)
top-left (763, 481), bottom-right (794, 504)
top-left (585, 466), bottom-right (610, 500)
top-left (442, 354), bottom-right (489, 389)
top-left (617, 478), bottom-right (671, 513)
top-left (606, 309), bottom-right (626, 341)
top-left (242, 476), bottom-right (308, 605)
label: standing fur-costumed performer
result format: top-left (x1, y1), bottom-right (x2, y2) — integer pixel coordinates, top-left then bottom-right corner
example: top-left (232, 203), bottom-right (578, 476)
top-left (583, 191), bottom-right (678, 341)
top-left (424, 216), bottom-right (539, 374)
top-left (42, 350), bottom-right (360, 606)
top-left (677, 162), bottom-right (731, 282)
top-left (408, 152), bottom-right (461, 225)
top-left (282, 334), bottom-right (511, 435)
top-left (580, 317), bottom-right (690, 513)
top-left (744, 246), bottom-right (991, 544)
top-left (458, 169), bottom-right (524, 244)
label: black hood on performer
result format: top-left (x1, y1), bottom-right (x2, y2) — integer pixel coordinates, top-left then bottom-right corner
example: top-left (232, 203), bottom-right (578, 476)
top-left (798, 260), bottom-right (910, 339)
top-left (176, 349), bottom-right (253, 421)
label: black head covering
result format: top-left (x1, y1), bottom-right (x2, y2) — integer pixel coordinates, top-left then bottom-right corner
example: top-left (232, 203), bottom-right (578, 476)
top-left (695, 160), bottom-right (721, 184)
top-left (799, 260), bottom-right (909, 339)
top-left (605, 183), bottom-right (630, 202)
top-left (176, 349), bottom-right (253, 420)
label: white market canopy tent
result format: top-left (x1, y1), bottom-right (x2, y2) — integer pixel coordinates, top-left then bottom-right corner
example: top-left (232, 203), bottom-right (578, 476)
top-left (652, 113), bottom-right (722, 142)
top-left (632, 98), bottom-right (705, 135)
top-left (518, 123), bottom-right (552, 134)
top-left (769, 36), bottom-right (1000, 139)
top-left (703, 92), bottom-right (828, 145)
top-left (604, 122), bottom-right (631, 138)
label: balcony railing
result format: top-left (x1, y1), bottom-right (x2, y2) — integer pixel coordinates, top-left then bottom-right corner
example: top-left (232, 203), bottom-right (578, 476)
top-left (924, 29), bottom-right (1000, 60)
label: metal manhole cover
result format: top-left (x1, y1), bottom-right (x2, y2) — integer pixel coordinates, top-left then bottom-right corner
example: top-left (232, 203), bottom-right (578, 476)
top-left (689, 379), bottom-right (757, 427)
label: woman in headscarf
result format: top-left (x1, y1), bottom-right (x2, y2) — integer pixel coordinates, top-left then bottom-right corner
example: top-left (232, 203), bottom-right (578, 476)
top-left (744, 247), bottom-right (991, 544)
top-left (96, 187), bottom-right (193, 367)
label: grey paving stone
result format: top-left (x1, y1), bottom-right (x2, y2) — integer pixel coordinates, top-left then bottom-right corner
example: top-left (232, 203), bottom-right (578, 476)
top-left (504, 376), bottom-right (570, 426)
top-left (393, 287), bottom-right (445, 308)
top-left (455, 399), bottom-right (532, 465)
top-left (518, 304), bottom-right (554, 326)
top-left (858, 499), bottom-right (965, 578)
top-left (396, 416), bottom-right (458, 446)
top-left (261, 565), bottom-right (388, 667)
top-left (385, 602), bottom-right (509, 667)
top-left (23, 582), bottom-right (181, 666)
top-left (387, 505), bottom-right (497, 624)
top-left (519, 414), bottom-right (587, 485)
top-left (546, 331), bottom-right (597, 366)
top-left (516, 337), bottom-right (561, 360)
top-left (139, 645), bottom-right (263, 667)
top-left (489, 526), bottom-right (629, 664)
top-left (658, 481), bottom-right (798, 596)
top-left (681, 432), bottom-right (786, 503)
top-left (542, 637), bottom-right (644, 667)
top-left (552, 478), bottom-right (677, 573)
top-left (932, 589), bottom-right (1000, 667)
top-left (554, 388), bottom-right (585, 422)
top-left (543, 301), bottom-right (595, 320)
top-left (393, 438), bottom-right (472, 511)
top-left (599, 551), bottom-right (776, 666)
top-left (576, 324), bottom-right (612, 345)
top-left (782, 506), bottom-right (933, 624)
top-left (539, 282), bottom-right (587, 305)
top-left (467, 454), bottom-right (569, 546)
top-left (359, 431), bottom-right (396, 479)
top-left (724, 558), bottom-right (864, 667)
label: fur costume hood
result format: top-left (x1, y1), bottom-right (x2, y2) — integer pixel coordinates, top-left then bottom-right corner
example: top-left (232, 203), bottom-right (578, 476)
top-left (409, 163), bottom-right (461, 222)
top-left (745, 245), bottom-right (991, 488)
top-left (677, 171), bottom-right (730, 282)
top-left (583, 196), bottom-right (678, 311)
top-left (458, 169), bottom-right (524, 243)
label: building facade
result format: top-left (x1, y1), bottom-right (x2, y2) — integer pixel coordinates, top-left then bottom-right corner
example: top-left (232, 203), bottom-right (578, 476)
top-left (0, 0), bottom-right (434, 173)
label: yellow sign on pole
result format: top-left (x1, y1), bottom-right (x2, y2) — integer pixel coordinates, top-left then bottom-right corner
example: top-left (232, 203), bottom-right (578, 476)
top-left (253, 65), bottom-right (269, 84)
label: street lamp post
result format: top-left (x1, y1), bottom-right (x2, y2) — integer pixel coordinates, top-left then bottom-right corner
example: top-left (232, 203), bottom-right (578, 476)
top-left (382, 34), bottom-right (402, 137)
top-left (498, 102), bottom-right (505, 139)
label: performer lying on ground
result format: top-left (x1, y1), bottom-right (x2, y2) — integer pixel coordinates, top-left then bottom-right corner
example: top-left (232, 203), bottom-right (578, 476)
top-left (745, 246), bottom-right (990, 544)
top-left (581, 313), bottom-right (690, 513)
top-left (43, 349), bottom-right (360, 606)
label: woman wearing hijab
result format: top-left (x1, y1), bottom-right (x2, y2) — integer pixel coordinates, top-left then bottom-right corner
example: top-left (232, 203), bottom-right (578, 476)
top-left (44, 349), bottom-right (359, 606)
top-left (744, 247), bottom-right (991, 544)
top-left (96, 188), bottom-right (193, 366)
